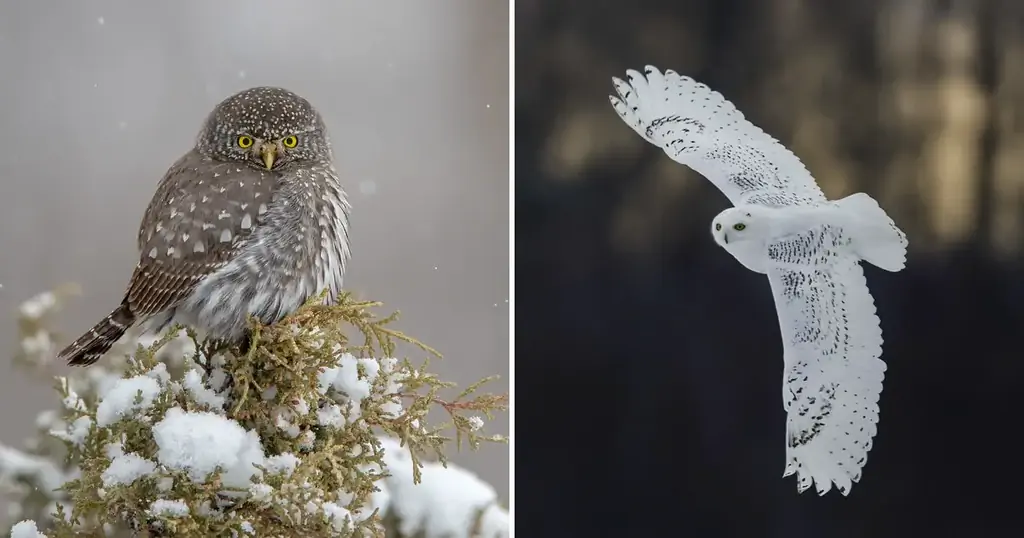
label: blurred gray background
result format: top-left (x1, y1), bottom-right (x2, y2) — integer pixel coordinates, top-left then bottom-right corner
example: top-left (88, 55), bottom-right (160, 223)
top-left (0, 0), bottom-right (508, 496)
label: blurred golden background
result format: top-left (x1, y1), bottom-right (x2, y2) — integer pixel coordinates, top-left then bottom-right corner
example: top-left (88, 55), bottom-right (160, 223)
top-left (521, 0), bottom-right (1024, 256)
top-left (517, 0), bottom-right (1024, 535)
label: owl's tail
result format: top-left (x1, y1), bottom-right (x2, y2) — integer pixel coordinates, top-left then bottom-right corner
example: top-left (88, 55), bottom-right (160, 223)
top-left (837, 193), bottom-right (908, 272)
top-left (57, 302), bottom-right (136, 366)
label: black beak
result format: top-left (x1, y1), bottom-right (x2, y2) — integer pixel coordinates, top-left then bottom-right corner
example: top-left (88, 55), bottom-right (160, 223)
top-left (723, 232), bottom-right (729, 245)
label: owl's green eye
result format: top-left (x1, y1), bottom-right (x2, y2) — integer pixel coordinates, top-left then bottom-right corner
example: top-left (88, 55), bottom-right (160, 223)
top-left (237, 135), bottom-right (254, 149)
top-left (715, 223), bottom-right (722, 231)
top-left (282, 135), bottom-right (298, 148)
top-left (733, 223), bottom-right (746, 231)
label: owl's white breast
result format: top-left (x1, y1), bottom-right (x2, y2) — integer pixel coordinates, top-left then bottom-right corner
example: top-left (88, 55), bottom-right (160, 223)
top-left (721, 241), bottom-right (771, 274)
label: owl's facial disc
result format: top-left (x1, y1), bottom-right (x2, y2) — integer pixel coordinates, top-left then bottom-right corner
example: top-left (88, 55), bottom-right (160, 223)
top-left (724, 222), bottom-right (748, 244)
top-left (712, 221), bottom-right (729, 244)
top-left (712, 209), bottom-right (758, 248)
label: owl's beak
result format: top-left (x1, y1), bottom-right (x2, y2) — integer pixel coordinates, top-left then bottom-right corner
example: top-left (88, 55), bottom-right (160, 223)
top-left (723, 232), bottom-right (729, 244)
top-left (260, 144), bottom-right (277, 170)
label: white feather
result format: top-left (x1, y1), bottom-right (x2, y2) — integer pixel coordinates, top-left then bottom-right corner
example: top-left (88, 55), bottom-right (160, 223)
top-left (767, 228), bottom-right (886, 496)
top-left (610, 65), bottom-right (825, 208)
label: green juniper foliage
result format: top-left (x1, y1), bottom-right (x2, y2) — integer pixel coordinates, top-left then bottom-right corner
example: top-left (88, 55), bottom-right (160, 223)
top-left (2, 289), bottom-right (508, 538)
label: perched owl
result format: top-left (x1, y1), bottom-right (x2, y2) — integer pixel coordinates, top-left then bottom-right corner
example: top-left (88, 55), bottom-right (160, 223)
top-left (57, 87), bottom-right (351, 366)
top-left (609, 66), bottom-right (908, 495)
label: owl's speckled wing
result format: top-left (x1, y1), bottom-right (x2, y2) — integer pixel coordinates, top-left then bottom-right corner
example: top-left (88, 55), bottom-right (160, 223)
top-left (765, 225), bottom-right (886, 497)
top-left (127, 150), bottom-right (280, 317)
top-left (609, 66), bottom-right (827, 208)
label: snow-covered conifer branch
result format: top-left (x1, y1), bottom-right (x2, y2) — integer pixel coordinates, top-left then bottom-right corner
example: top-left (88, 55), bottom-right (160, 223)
top-left (2, 289), bottom-right (509, 538)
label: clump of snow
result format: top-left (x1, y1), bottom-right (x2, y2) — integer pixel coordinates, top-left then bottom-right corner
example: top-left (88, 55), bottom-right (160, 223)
top-left (467, 416), bottom-right (485, 432)
top-left (21, 330), bottom-right (52, 356)
top-left (476, 505), bottom-right (511, 538)
top-left (51, 416), bottom-right (94, 447)
top-left (319, 354), bottom-right (370, 399)
top-left (182, 369), bottom-right (225, 409)
top-left (61, 389), bottom-right (86, 412)
top-left (156, 476), bottom-right (174, 492)
top-left (298, 430), bottom-right (315, 451)
top-left (148, 499), bottom-right (190, 517)
top-left (0, 445), bottom-right (70, 493)
top-left (317, 404), bottom-right (346, 428)
top-left (318, 354), bottom-right (404, 420)
top-left (321, 502), bottom-right (352, 532)
top-left (19, 292), bottom-right (56, 320)
top-left (272, 397), bottom-right (314, 439)
top-left (95, 374), bottom-right (162, 427)
top-left (273, 406), bottom-right (302, 438)
top-left (102, 443), bottom-right (156, 488)
top-left (152, 408), bottom-right (264, 491)
top-left (204, 368), bottom-right (228, 393)
top-left (263, 453), bottom-right (300, 477)
top-left (377, 362), bottom-right (405, 418)
top-left (292, 398), bottom-right (311, 416)
top-left (146, 363), bottom-right (171, 384)
top-left (9, 519), bottom-right (44, 538)
top-left (248, 483), bottom-right (274, 503)
top-left (378, 437), bottom-right (508, 538)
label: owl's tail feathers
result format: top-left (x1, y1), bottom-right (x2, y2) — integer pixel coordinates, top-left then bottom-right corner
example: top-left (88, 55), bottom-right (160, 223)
top-left (58, 302), bottom-right (136, 366)
top-left (837, 192), bottom-right (908, 272)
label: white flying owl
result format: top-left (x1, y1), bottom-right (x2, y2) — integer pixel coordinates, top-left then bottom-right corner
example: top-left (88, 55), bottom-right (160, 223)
top-left (609, 66), bottom-right (908, 496)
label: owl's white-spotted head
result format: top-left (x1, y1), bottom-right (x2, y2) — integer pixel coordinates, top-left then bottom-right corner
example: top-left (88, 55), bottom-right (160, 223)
top-left (710, 207), bottom-right (774, 272)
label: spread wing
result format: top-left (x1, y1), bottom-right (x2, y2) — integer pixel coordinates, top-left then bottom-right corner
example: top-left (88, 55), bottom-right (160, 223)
top-left (609, 65), bottom-right (827, 208)
top-left (765, 226), bottom-right (886, 496)
top-left (127, 151), bottom-right (279, 317)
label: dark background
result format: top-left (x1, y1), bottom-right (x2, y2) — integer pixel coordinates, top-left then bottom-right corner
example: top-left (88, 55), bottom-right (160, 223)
top-left (517, 0), bottom-right (1024, 535)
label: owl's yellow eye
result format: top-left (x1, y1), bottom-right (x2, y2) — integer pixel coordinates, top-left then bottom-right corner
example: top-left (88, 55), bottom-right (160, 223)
top-left (733, 223), bottom-right (746, 231)
top-left (237, 135), bottom-right (254, 148)
top-left (282, 135), bottom-right (298, 148)
top-left (715, 223), bottom-right (722, 231)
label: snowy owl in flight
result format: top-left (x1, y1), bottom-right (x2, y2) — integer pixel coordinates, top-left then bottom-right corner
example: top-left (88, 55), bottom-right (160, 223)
top-left (609, 66), bottom-right (908, 496)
